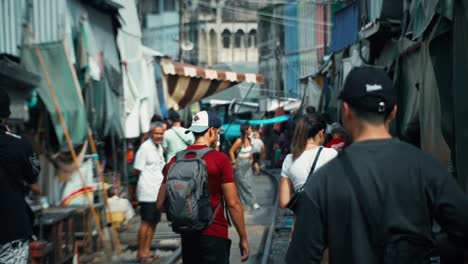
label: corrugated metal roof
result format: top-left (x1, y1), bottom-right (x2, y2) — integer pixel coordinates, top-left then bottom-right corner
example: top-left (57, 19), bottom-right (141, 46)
top-left (0, 0), bottom-right (66, 56)
top-left (30, 0), bottom-right (65, 44)
top-left (0, 0), bottom-right (24, 56)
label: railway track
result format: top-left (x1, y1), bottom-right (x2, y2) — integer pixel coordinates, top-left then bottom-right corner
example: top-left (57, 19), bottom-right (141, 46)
top-left (90, 169), bottom-right (280, 264)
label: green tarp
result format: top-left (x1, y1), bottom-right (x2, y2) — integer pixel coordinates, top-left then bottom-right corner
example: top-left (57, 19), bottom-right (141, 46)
top-left (22, 42), bottom-right (88, 149)
top-left (84, 63), bottom-right (124, 140)
top-left (402, 0), bottom-right (468, 192)
top-left (408, 0), bottom-right (454, 40)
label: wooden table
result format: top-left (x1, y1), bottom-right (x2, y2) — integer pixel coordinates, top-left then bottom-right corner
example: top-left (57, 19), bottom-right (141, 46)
top-left (37, 207), bottom-right (76, 264)
top-left (68, 203), bottom-right (105, 254)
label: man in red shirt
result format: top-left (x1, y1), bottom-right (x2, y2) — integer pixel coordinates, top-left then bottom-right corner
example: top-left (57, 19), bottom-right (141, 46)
top-left (325, 128), bottom-right (347, 152)
top-left (157, 110), bottom-right (250, 263)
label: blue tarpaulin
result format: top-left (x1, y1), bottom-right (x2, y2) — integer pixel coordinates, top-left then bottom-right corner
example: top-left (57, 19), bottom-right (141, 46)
top-left (238, 115), bottom-right (291, 125)
top-left (221, 115), bottom-right (292, 139)
top-left (329, 2), bottom-right (359, 52)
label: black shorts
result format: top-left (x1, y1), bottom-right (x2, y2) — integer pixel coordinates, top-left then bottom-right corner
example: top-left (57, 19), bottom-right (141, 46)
top-left (139, 202), bottom-right (161, 224)
top-left (181, 234), bottom-right (231, 264)
top-left (252, 152), bottom-right (261, 163)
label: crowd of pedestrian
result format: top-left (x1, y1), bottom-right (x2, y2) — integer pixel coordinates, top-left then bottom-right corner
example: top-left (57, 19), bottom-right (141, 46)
top-left (108, 66), bottom-right (468, 263)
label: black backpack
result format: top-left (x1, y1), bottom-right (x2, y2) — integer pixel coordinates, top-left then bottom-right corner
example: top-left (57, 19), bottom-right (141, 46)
top-left (165, 148), bottom-right (221, 233)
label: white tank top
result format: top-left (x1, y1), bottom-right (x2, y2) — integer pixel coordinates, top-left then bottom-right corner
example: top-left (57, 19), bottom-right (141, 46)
top-left (238, 145), bottom-right (252, 159)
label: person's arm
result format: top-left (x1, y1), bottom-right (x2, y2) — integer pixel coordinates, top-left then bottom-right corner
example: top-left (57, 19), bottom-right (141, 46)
top-left (229, 139), bottom-right (242, 169)
top-left (286, 190), bottom-right (325, 263)
top-left (22, 139), bottom-right (40, 184)
top-left (260, 143), bottom-right (266, 161)
top-left (31, 182), bottom-right (42, 196)
top-left (279, 177), bottom-right (293, 208)
top-left (157, 159), bottom-right (174, 212)
top-left (279, 155), bottom-right (292, 208)
top-left (133, 147), bottom-right (146, 179)
top-left (162, 134), bottom-right (168, 156)
top-left (156, 182), bottom-right (166, 212)
top-left (432, 169), bottom-right (468, 246)
top-left (222, 182), bottom-right (250, 262)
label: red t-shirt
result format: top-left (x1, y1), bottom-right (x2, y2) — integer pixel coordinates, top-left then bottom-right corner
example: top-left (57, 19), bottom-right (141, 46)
top-left (325, 138), bottom-right (346, 151)
top-left (162, 145), bottom-right (234, 239)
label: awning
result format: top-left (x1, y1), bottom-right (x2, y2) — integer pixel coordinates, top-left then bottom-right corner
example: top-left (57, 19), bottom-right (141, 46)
top-left (160, 59), bottom-right (264, 110)
top-left (329, 2), bottom-right (359, 52)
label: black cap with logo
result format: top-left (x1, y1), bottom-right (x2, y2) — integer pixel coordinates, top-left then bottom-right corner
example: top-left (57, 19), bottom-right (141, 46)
top-left (338, 66), bottom-right (396, 114)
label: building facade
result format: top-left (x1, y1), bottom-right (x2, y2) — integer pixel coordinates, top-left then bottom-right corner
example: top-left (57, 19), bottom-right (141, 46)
top-left (138, 0), bottom-right (263, 66)
top-left (258, 4), bottom-right (285, 98)
top-left (138, 0), bottom-right (180, 59)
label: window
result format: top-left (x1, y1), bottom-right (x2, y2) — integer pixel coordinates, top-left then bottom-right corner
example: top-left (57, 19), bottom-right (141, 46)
top-left (140, 0), bottom-right (160, 15)
top-left (248, 29), bottom-right (257, 47)
top-left (222, 29), bottom-right (231, 48)
top-left (164, 0), bottom-right (175, 11)
top-left (234, 30), bottom-right (244, 48)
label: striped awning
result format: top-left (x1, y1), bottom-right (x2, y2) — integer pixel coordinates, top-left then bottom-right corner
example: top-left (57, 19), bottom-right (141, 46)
top-left (160, 59), bottom-right (264, 110)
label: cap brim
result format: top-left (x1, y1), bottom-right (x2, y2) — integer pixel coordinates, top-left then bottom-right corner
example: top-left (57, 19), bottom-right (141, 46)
top-left (185, 125), bottom-right (208, 134)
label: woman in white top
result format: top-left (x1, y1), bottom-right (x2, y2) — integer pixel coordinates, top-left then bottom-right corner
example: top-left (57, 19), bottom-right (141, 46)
top-left (279, 113), bottom-right (338, 208)
top-left (230, 122), bottom-right (260, 210)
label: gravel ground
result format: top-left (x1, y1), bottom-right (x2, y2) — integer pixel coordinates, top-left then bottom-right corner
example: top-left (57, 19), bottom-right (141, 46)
top-left (269, 208), bottom-right (331, 264)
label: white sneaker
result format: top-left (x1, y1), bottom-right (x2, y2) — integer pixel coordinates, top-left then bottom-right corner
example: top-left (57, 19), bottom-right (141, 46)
top-left (252, 203), bottom-right (261, 210)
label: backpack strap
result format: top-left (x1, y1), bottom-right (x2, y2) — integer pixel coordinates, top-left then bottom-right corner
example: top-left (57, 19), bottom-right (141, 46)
top-left (341, 152), bottom-right (385, 257)
top-left (193, 147), bottom-right (214, 159)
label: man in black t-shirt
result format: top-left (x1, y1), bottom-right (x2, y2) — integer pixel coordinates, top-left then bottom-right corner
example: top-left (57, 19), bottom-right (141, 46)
top-left (0, 88), bottom-right (40, 264)
top-left (286, 67), bottom-right (468, 264)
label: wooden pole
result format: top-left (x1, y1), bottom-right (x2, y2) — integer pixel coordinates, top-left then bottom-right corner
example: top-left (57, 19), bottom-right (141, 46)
top-left (88, 131), bottom-right (123, 253)
top-left (62, 39), bottom-right (123, 253)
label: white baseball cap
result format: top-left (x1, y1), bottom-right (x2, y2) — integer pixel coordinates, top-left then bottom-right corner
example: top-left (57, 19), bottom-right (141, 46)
top-left (185, 110), bottom-right (222, 134)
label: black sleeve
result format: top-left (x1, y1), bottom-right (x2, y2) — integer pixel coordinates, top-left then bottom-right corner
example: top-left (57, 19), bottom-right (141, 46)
top-left (286, 190), bottom-right (325, 264)
top-left (21, 139), bottom-right (40, 184)
top-left (431, 167), bottom-right (468, 246)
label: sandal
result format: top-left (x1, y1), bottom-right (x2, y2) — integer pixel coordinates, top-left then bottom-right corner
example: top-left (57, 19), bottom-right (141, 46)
top-left (137, 254), bottom-right (159, 263)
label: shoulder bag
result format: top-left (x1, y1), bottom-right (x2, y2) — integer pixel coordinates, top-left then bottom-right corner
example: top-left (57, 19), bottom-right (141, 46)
top-left (286, 147), bottom-right (323, 212)
top-left (341, 152), bottom-right (439, 264)
top-left (172, 128), bottom-right (191, 146)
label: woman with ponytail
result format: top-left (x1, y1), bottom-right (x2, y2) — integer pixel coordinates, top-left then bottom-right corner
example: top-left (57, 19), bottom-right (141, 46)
top-left (279, 113), bottom-right (338, 208)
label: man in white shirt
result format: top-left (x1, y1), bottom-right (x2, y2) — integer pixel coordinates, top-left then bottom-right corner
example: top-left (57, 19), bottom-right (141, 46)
top-left (162, 110), bottom-right (194, 162)
top-left (133, 122), bottom-right (166, 261)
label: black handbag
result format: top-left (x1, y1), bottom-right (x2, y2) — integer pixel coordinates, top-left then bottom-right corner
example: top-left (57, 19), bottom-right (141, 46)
top-left (287, 147), bottom-right (323, 212)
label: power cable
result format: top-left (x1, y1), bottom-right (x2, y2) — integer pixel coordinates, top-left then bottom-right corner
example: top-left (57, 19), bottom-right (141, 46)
top-left (198, 1), bottom-right (333, 26)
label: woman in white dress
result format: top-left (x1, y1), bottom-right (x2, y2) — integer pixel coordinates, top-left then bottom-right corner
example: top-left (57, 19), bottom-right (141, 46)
top-left (230, 122), bottom-right (261, 210)
top-left (279, 113), bottom-right (338, 208)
